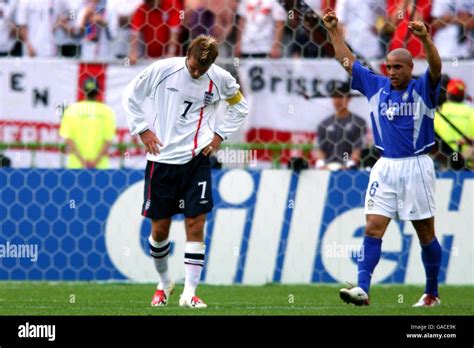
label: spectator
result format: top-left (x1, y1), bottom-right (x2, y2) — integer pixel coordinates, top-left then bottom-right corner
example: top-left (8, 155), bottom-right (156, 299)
top-left (107, 0), bottom-right (142, 59)
top-left (290, 26), bottom-right (320, 58)
top-left (182, 0), bottom-right (238, 57)
top-left (235, 0), bottom-right (286, 58)
top-left (289, 0), bottom-right (334, 58)
top-left (335, 0), bottom-right (386, 59)
top-left (129, 0), bottom-right (183, 64)
top-left (0, 0), bottom-right (17, 57)
top-left (184, 0), bottom-right (215, 38)
top-left (59, 78), bottom-right (116, 169)
top-left (211, 0), bottom-right (239, 55)
top-left (16, 0), bottom-right (62, 57)
top-left (54, 0), bottom-right (82, 58)
top-left (435, 78), bottom-right (474, 168)
top-left (76, 0), bottom-right (119, 61)
top-left (316, 80), bottom-right (367, 170)
top-left (431, 0), bottom-right (474, 59)
top-left (387, 0), bottom-right (432, 58)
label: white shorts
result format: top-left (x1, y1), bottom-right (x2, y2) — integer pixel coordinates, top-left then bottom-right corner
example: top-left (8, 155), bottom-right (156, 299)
top-left (364, 155), bottom-right (436, 221)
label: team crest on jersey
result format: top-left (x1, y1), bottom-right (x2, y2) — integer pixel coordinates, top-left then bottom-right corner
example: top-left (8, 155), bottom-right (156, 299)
top-left (203, 91), bottom-right (214, 106)
top-left (402, 92), bottom-right (409, 101)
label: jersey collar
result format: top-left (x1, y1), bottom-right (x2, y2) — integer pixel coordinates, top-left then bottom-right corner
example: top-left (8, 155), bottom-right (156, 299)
top-left (387, 77), bottom-right (416, 93)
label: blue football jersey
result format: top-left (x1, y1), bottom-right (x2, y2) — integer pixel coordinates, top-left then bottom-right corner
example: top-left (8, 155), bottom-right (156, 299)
top-left (351, 60), bottom-right (440, 158)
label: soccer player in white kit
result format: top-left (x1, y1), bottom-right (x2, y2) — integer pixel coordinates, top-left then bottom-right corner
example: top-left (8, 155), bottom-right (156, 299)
top-left (122, 35), bottom-right (248, 308)
top-left (323, 12), bottom-right (443, 307)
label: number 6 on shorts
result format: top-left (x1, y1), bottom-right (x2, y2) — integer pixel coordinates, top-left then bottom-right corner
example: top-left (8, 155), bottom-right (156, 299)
top-left (369, 181), bottom-right (379, 197)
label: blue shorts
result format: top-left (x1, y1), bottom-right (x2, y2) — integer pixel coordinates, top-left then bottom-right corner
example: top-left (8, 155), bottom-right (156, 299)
top-left (142, 153), bottom-right (213, 220)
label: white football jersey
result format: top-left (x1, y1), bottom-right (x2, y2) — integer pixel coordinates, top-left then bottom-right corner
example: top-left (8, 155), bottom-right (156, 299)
top-left (122, 57), bottom-right (248, 164)
top-left (237, 0), bottom-right (287, 55)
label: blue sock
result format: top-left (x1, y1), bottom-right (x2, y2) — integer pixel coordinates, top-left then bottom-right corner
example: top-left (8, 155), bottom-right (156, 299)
top-left (421, 237), bottom-right (442, 297)
top-left (358, 236), bottom-right (382, 295)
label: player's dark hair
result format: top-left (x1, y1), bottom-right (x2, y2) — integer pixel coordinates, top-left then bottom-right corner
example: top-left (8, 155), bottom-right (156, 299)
top-left (86, 90), bottom-right (99, 100)
top-left (187, 35), bottom-right (219, 67)
top-left (447, 93), bottom-right (464, 103)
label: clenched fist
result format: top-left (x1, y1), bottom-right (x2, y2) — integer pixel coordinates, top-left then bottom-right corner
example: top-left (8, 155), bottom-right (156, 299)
top-left (323, 11), bottom-right (338, 31)
top-left (408, 21), bottom-right (428, 38)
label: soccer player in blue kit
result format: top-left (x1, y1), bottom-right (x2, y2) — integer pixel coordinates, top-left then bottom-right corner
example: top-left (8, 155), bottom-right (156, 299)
top-left (323, 11), bottom-right (443, 307)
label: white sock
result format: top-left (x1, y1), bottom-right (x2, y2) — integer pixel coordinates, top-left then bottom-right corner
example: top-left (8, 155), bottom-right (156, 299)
top-left (183, 241), bottom-right (205, 298)
top-left (148, 235), bottom-right (171, 290)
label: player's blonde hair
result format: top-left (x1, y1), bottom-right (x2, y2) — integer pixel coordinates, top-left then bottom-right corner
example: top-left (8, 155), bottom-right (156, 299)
top-left (187, 35), bottom-right (219, 67)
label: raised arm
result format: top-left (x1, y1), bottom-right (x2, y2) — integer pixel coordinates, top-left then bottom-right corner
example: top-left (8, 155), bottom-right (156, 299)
top-left (322, 11), bottom-right (356, 75)
top-left (408, 21), bottom-right (442, 84)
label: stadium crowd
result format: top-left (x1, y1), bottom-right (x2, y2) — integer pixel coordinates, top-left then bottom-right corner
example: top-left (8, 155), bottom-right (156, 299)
top-left (0, 0), bottom-right (473, 61)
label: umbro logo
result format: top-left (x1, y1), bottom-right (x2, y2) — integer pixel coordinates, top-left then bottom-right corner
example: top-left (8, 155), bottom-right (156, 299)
top-left (167, 87), bottom-right (179, 92)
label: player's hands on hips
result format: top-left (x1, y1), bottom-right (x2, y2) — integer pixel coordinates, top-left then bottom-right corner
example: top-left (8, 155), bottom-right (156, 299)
top-left (139, 129), bottom-right (163, 155)
top-left (408, 21), bottom-right (428, 38)
top-left (323, 11), bottom-right (338, 31)
top-left (202, 133), bottom-right (222, 156)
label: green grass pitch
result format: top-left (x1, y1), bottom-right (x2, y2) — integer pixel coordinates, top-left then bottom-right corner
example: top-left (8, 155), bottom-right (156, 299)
top-left (0, 282), bottom-right (472, 316)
